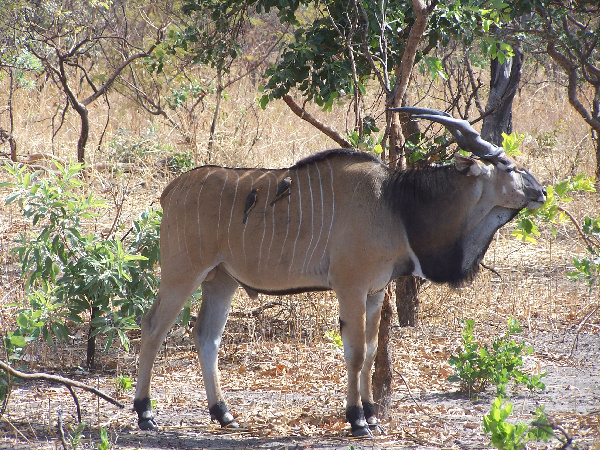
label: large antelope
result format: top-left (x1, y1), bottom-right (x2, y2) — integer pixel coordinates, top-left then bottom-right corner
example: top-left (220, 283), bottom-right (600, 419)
top-left (134, 108), bottom-right (546, 437)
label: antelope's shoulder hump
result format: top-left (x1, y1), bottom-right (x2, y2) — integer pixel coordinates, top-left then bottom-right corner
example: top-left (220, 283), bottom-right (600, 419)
top-left (290, 149), bottom-right (382, 170)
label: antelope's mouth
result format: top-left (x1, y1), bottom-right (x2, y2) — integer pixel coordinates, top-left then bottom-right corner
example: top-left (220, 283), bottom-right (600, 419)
top-left (526, 196), bottom-right (546, 211)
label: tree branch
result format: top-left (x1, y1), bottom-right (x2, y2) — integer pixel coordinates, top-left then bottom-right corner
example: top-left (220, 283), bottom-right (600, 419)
top-left (81, 28), bottom-right (164, 106)
top-left (547, 39), bottom-right (600, 131)
top-left (389, 0), bottom-right (433, 107)
top-left (229, 301), bottom-right (283, 318)
top-left (0, 360), bottom-right (124, 409)
top-left (282, 94), bottom-right (352, 148)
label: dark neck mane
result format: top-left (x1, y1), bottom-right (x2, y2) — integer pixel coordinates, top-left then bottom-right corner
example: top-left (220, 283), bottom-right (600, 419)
top-left (383, 164), bottom-right (463, 215)
top-left (383, 164), bottom-right (507, 286)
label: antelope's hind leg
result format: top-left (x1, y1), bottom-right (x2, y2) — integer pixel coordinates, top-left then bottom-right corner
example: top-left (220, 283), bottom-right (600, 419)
top-left (361, 291), bottom-right (385, 429)
top-left (193, 266), bottom-right (239, 428)
top-left (134, 271), bottom-right (206, 430)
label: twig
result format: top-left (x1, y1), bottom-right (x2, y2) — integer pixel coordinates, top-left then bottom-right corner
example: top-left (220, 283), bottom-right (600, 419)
top-left (230, 301), bottom-right (283, 318)
top-left (480, 262), bottom-right (503, 280)
top-left (57, 410), bottom-right (68, 450)
top-left (531, 420), bottom-right (573, 449)
top-left (66, 385), bottom-right (82, 423)
top-left (393, 367), bottom-right (443, 420)
top-left (568, 304), bottom-right (600, 359)
top-left (282, 94), bottom-right (352, 148)
top-left (1, 416), bottom-right (30, 442)
top-left (0, 360), bottom-right (124, 409)
top-left (557, 206), bottom-right (600, 250)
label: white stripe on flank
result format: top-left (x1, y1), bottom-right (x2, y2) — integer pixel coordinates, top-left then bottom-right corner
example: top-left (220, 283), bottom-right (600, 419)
top-left (243, 172), bottom-right (256, 265)
top-left (301, 164), bottom-right (315, 273)
top-left (227, 171), bottom-right (240, 258)
top-left (266, 172), bottom-right (279, 266)
top-left (170, 176), bottom-right (187, 256)
top-left (306, 163), bottom-right (325, 271)
top-left (350, 163), bottom-right (381, 202)
top-left (277, 170), bottom-right (295, 269)
top-left (181, 174), bottom-right (194, 268)
top-left (321, 159), bottom-right (335, 259)
top-left (288, 168), bottom-right (303, 273)
top-left (216, 171), bottom-right (229, 243)
top-left (197, 168), bottom-right (212, 250)
top-left (163, 179), bottom-right (179, 256)
top-left (257, 172), bottom-right (272, 268)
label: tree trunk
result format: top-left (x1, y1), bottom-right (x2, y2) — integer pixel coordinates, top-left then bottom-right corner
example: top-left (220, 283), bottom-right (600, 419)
top-left (86, 306), bottom-right (99, 370)
top-left (76, 106), bottom-right (89, 163)
top-left (396, 276), bottom-right (422, 327)
top-left (596, 135), bottom-right (600, 184)
top-left (372, 287), bottom-right (393, 418)
top-left (8, 68), bottom-right (17, 161)
top-left (372, 0), bottom-right (431, 419)
top-left (481, 42), bottom-right (524, 146)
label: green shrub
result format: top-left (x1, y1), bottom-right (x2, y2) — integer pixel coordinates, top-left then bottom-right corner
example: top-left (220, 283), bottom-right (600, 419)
top-left (115, 375), bottom-right (133, 396)
top-left (107, 126), bottom-right (194, 174)
top-left (1, 161), bottom-right (162, 364)
top-left (483, 397), bottom-right (555, 450)
top-left (448, 318), bottom-right (546, 397)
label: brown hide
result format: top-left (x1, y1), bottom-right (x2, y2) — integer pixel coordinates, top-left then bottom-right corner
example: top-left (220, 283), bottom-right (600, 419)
top-left (159, 150), bottom-right (410, 296)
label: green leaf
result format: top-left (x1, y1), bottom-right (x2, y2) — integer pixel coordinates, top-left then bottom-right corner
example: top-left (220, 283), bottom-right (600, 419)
top-left (259, 94), bottom-right (270, 110)
top-left (10, 335), bottom-right (27, 348)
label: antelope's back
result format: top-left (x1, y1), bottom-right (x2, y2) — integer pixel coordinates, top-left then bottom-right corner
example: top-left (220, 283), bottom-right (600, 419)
top-left (158, 150), bottom-right (389, 291)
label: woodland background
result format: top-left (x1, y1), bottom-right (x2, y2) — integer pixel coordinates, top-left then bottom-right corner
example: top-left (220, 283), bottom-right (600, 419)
top-left (0, 1), bottom-right (599, 449)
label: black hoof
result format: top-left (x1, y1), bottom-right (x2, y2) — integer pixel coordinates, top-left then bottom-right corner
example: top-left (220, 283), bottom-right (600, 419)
top-left (138, 417), bottom-right (158, 431)
top-left (368, 423), bottom-right (384, 435)
top-left (134, 398), bottom-right (157, 431)
top-left (351, 425), bottom-right (374, 438)
top-left (347, 405), bottom-right (373, 438)
top-left (223, 420), bottom-right (240, 429)
top-left (209, 401), bottom-right (238, 428)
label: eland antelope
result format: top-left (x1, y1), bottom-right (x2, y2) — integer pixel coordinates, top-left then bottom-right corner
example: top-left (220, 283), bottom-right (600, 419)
top-left (134, 108), bottom-right (546, 437)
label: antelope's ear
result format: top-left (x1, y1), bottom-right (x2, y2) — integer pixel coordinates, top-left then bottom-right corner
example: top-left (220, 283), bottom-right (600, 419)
top-left (455, 154), bottom-right (483, 176)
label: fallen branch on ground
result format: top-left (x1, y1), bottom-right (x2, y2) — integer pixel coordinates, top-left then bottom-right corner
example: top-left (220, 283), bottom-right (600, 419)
top-left (229, 300), bottom-right (283, 318)
top-left (0, 360), bottom-right (125, 418)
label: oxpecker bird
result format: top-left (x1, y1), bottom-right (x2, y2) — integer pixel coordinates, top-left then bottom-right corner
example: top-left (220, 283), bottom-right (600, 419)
top-left (269, 176), bottom-right (293, 206)
top-left (243, 188), bottom-right (260, 224)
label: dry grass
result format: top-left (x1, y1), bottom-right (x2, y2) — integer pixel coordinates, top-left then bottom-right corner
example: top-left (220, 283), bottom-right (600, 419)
top-left (0, 66), bottom-right (599, 449)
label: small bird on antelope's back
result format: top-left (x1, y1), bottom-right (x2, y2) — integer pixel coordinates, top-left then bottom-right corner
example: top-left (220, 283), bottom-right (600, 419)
top-left (270, 176), bottom-right (293, 207)
top-left (243, 188), bottom-right (260, 224)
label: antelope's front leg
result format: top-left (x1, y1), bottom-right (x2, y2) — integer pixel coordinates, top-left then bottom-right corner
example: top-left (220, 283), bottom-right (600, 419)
top-left (337, 291), bottom-right (371, 437)
top-left (360, 290), bottom-right (385, 428)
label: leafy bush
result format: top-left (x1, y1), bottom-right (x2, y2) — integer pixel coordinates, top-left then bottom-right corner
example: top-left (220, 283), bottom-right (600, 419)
top-left (514, 173), bottom-right (599, 295)
top-left (107, 126), bottom-right (195, 174)
top-left (108, 126), bottom-right (176, 164)
top-left (567, 215), bottom-right (600, 290)
top-left (448, 318), bottom-right (546, 397)
top-left (115, 375), bottom-right (133, 396)
top-left (1, 161), bottom-right (162, 364)
top-left (324, 330), bottom-right (343, 350)
top-left (483, 397), bottom-right (554, 450)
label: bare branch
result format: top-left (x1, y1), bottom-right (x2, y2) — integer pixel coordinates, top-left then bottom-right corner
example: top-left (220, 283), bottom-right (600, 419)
top-left (282, 95), bottom-right (352, 148)
top-left (389, 0), bottom-right (431, 108)
top-left (81, 27), bottom-right (164, 106)
top-left (547, 39), bottom-right (600, 131)
top-left (230, 301), bottom-right (283, 318)
top-left (0, 360), bottom-right (124, 409)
